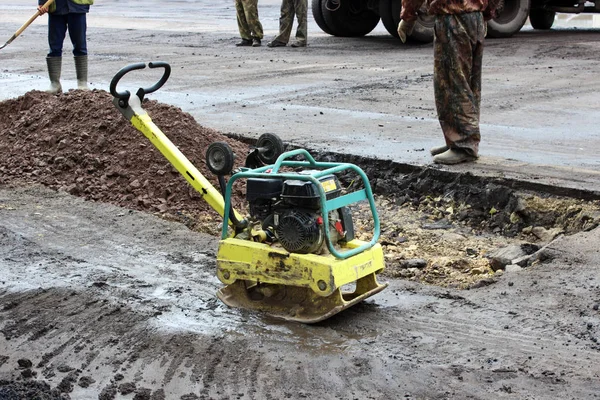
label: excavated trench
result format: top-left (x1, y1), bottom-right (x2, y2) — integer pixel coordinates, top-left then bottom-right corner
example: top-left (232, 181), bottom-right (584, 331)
top-left (229, 135), bottom-right (600, 288)
top-left (353, 164), bottom-right (599, 287)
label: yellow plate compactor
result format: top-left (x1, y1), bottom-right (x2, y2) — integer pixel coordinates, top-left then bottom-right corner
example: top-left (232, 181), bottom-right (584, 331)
top-left (110, 62), bottom-right (387, 323)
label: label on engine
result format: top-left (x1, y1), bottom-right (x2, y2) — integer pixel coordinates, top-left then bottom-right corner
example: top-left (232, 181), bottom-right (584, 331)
top-left (320, 179), bottom-right (337, 193)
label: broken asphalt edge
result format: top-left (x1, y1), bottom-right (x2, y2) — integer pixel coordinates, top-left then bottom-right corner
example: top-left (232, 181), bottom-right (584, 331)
top-left (226, 133), bottom-right (600, 202)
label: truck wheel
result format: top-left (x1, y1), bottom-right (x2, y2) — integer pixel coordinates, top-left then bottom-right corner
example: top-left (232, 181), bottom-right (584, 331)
top-left (529, 9), bottom-right (555, 30)
top-left (312, 0), bottom-right (334, 35)
top-left (379, 0), bottom-right (401, 38)
top-left (487, 0), bottom-right (530, 38)
top-left (321, 0), bottom-right (380, 37)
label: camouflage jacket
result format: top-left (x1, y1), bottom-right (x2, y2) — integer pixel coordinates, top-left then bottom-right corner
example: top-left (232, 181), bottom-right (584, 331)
top-left (400, 0), bottom-right (504, 23)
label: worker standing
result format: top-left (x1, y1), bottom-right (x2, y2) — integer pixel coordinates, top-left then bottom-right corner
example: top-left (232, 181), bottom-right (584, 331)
top-left (235, 0), bottom-right (264, 47)
top-left (267, 0), bottom-right (308, 48)
top-left (398, 0), bottom-right (503, 164)
top-left (37, 0), bottom-right (92, 94)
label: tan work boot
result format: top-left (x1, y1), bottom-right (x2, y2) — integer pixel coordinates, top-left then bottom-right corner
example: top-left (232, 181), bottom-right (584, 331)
top-left (433, 149), bottom-right (478, 165)
top-left (74, 55), bottom-right (89, 90)
top-left (430, 145), bottom-right (448, 156)
top-left (45, 56), bottom-right (62, 94)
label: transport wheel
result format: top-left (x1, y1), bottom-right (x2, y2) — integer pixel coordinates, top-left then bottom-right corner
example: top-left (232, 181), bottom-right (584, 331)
top-left (321, 0), bottom-right (380, 37)
top-left (529, 9), bottom-right (555, 30)
top-left (206, 142), bottom-right (235, 175)
top-left (379, 0), bottom-right (401, 38)
top-left (312, 0), bottom-right (335, 35)
top-left (256, 133), bottom-right (285, 165)
top-left (487, 0), bottom-right (530, 38)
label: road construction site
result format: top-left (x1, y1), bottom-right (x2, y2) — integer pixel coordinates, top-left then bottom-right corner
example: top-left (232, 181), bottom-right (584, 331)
top-left (1, 1), bottom-right (600, 399)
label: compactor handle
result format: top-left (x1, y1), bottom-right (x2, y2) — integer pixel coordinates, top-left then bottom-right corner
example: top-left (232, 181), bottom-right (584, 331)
top-left (109, 62), bottom-right (171, 107)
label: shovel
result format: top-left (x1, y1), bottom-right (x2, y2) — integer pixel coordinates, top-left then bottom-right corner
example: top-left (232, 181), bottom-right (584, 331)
top-left (0, 0), bottom-right (55, 50)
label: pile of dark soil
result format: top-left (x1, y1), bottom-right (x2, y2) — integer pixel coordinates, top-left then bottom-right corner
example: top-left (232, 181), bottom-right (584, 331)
top-left (0, 90), bottom-right (250, 233)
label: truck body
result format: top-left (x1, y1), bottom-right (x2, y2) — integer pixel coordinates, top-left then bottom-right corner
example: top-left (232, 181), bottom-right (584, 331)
top-left (312, 0), bottom-right (600, 41)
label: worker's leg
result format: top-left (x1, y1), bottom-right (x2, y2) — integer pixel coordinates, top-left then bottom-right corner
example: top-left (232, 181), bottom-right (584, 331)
top-left (46, 14), bottom-right (68, 94)
top-left (242, 0), bottom-right (264, 40)
top-left (66, 13), bottom-right (89, 89)
top-left (274, 0), bottom-right (295, 44)
top-left (433, 12), bottom-right (485, 157)
top-left (293, 0), bottom-right (308, 45)
top-left (66, 13), bottom-right (87, 56)
top-left (236, 0), bottom-right (252, 41)
top-left (48, 13), bottom-right (68, 57)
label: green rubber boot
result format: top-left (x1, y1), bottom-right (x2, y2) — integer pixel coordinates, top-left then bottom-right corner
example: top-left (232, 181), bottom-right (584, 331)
top-left (74, 55), bottom-right (89, 90)
top-left (46, 56), bottom-right (62, 94)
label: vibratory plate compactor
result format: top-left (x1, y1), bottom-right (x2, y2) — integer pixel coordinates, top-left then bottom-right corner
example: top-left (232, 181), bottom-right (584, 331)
top-left (110, 62), bottom-right (387, 323)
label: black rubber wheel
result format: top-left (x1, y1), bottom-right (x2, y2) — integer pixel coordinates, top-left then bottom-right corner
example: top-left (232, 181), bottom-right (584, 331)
top-left (312, 0), bottom-right (334, 35)
top-left (256, 133), bottom-right (285, 165)
top-left (529, 9), bottom-right (555, 30)
top-left (206, 142), bottom-right (235, 175)
top-left (321, 0), bottom-right (380, 37)
top-left (487, 0), bottom-right (530, 38)
top-left (379, 0), bottom-right (400, 38)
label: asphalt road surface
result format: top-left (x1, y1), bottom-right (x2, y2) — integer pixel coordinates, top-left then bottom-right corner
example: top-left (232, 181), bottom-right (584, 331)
top-left (1, 1), bottom-right (600, 399)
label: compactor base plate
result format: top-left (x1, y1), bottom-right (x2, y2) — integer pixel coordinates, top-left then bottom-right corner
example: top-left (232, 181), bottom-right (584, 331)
top-left (216, 273), bottom-right (387, 323)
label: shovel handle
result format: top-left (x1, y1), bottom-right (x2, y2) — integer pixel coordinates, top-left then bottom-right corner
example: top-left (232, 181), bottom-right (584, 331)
top-left (15, 0), bottom-right (55, 37)
top-left (1, 0), bottom-right (55, 48)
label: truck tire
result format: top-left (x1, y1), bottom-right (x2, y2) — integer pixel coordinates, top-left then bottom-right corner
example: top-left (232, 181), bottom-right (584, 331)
top-left (487, 0), bottom-right (530, 38)
top-left (321, 0), bottom-right (380, 37)
top-left (529, 9), bottom-right (555, 30)
top-left (312, 0), bottom-right (335, 35)
top-left (379, 0), bottom-right (401, 38)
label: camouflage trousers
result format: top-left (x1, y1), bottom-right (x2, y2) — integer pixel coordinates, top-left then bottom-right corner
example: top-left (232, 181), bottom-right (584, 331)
top-left (236, 0), bottom-right (263, 40)
top-left (274, 0), bottom-right (308, 44)
top-left (433, 12), bottom-right (485, 156)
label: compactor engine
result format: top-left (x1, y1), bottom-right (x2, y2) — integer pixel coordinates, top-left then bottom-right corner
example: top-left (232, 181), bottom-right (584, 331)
top-left (247, 173), bottom-right (354, 254)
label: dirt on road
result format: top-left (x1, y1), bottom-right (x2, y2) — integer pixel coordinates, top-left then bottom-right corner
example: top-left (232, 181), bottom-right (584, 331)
top-left (1, 186), bottom-right (600, 399)
top-left (1, 90), bottom-right (600, 399)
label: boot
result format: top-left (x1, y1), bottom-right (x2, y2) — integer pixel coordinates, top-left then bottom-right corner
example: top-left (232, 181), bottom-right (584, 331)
top-left (46, 56), bottom-right (62, 94)
top-left (430, 145), bottom-right (448, 156)
top-left (74, 55), bottom-right (89, 90)
top-left (433, 149), bottom-right (478, 165)
top-left (236, 39), bottom-right (252, 47)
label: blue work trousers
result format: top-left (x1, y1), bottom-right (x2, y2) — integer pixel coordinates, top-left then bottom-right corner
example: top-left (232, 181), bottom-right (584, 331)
top-left (47, 13), bottom-right (87, 57)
